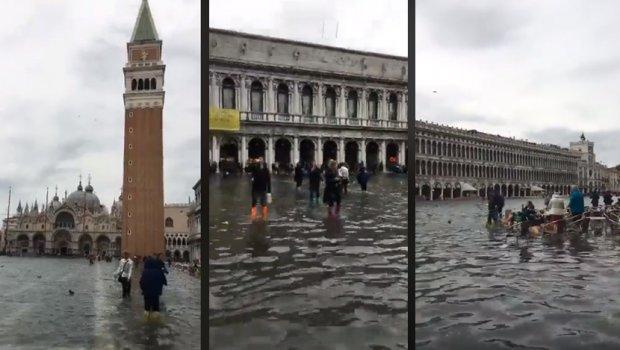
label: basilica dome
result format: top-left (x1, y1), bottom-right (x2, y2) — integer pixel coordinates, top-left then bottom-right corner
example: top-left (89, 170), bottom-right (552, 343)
top-left (67, 181), bottom-right (101, 213)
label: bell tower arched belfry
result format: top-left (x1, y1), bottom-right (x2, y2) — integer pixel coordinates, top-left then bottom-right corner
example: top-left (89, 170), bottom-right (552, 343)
top-left (122, 0), bottom-right (165, 257)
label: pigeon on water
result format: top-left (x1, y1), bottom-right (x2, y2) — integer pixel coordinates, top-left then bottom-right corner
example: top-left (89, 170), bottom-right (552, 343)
top-left (68, 290), bottom-right (75, 296)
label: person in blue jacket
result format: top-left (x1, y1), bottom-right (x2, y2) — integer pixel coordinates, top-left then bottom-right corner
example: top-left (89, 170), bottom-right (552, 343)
top-left (140, 257), bottom-right (166, 318)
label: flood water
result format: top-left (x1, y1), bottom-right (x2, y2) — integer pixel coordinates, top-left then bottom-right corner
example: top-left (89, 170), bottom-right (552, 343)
top-left (209, 173), bottom-right (408, 349)
top-left (416, 197), bottom-right (620, 349)
top-left (0, 257), bottom-right (200, 349)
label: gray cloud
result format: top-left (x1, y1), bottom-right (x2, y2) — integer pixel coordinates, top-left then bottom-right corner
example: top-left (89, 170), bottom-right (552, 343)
top-left (417, 0), bottom-right (526, 49)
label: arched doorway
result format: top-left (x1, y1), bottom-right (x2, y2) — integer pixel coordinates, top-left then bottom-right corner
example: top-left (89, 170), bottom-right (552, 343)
top-left (53, 230), bottom-right (71, 256)
top-left (432, 183), bottom-right (442, 200)
top-left (421, 184), bottom-right (431, 200)
top-left (16, 234), bottom-right (29, 254)
top-left (508, 185), bottom-right (513, 197)
top-left (345, 141), bottom-right (359, 171)
top-left (453, 183), bottom-right (462, 198)
top-left (96, 235), bottom-right (111, 257)
top-left (386, 142), bottom-right (399, 165)
top-left (501, 184), bottom-right (507, 197)
top-left (183, 250), bottom-right (190, 262)
top-left (115, 237), bottom-right (121, 257)
top-left (366, 141), bottom-right (379, 172)
top-left (165, 250), bottom-right (171, 258)
top-left (299, 139), bottom-right (315, 167)
top-left (78, 234), bottom-right (93, 256)
top-left (33, 233), bottom-right (45, 255)
top-left (443, 183), bottom-right (452, 199)
top-left (275, 138), bottom-right (292, 171)
top-left (248, 138), bottom-right (266, 160)
top-left (219, 138), bottom-right (239, 173)
top-left (174, 250), bottom-right (181, 261)
top-left (323, 140), bottom-right (338, 165)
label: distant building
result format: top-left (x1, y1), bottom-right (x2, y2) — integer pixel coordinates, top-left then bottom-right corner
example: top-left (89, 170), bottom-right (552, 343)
top-left (4, 180), bottom-right (122, 256)
top-left (164, 203), bottom-right (191, 261)
top-left (414, 120), bottom-right (580, 200)
top-left (187, 179), bottom-right (201, 263)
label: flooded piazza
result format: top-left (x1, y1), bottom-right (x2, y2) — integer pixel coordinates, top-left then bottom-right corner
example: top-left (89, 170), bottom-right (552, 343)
top-left (0, 257), bottom-right (200, 349)
top-left (416, 197), bottom-right (620, 349)
top-left (209, 174), bottom-right (408, 349)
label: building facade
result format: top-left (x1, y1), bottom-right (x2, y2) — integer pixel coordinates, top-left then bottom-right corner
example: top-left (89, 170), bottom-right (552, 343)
top-left (164, 203), bottom-right (191, 261)
top-left (122, 0), bottom-right (165, 256)
top-left (414, 120), bottom-right (580, 200)
top-left (5, 180), bottom-right (123, 256)
top-left (208, 29), bottom-right (408, 173)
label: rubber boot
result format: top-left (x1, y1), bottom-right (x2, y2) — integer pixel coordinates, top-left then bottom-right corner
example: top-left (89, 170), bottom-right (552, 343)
top-left (262, 206), bottom-right (269, 220)
top-left (250, 206), bottom-right (257, 220)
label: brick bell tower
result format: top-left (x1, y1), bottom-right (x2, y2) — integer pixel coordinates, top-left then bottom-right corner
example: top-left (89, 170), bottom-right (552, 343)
top-left (122, 0), bottom-right (165, 257)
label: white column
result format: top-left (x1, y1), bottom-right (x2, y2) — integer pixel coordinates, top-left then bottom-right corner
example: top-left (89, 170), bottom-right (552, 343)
top-left (381, 90), bottom-right (388, 120)
top-left (293, 81), bottom-right (300, 114)
top-left (209, 72), bottom-right (215, 107)
top-left (398, 92), bottom-right (405, 121)
top-left (339, 86), bottom-right (346, 118)
top-left (381, 140), bottom-right (387, 172)
top-left (316, 83), bottom-right (323, 116)
top-left (267, 136), bottom-right (274, 167)
top-left (212, 136), bottom-right (220, 173)
top-left (267, 78), bottom-right (275, 113)
top-left (293, 137), bottom-right (299, 165)
top-left (317, 137), bottom-right (323, 165)
top-left (241, 135), bottom-right (247, 168)
top-left (212, 74), bottom-right (220, 108)
top-left (360, 90), bottom-right (367, 119)
top-left (240, 76), bottom-right (247, 112)
top-left (339, 139), bottom-right (345, 163)
top-left (361, 140), bottom-right (367, 166)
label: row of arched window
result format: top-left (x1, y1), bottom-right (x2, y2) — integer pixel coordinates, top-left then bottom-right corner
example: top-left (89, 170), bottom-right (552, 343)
top-left (131, 78), bottom-right (157, 91)
top-left (166, 237), bottom-right (186, 246)
top-left (221, 77), bottom-right (400, 120)
top-left (415, 159), bottom-right (576, 184)
top-left (415, 137), bottom-right (576, 171)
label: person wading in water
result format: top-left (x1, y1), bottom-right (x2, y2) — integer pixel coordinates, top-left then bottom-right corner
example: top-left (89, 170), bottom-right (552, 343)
top-left (308, 161), bottom-right (322, 203)
top-left (114, 252), bottom-right (134, 298)
top-left (294, 162), bottom-right (304, 190)
top-left (250, 159), bottom-right (272, 220)
top-left (323, 160), bottom-right (343, 217)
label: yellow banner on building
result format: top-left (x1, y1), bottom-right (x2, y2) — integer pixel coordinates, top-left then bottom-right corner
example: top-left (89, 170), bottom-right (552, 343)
top-left (209, 107), bottom-right (240, 131)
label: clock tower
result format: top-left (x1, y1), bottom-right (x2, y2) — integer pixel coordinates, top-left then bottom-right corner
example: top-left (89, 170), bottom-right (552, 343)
top-left (122, 0), bottom-right (165, 257)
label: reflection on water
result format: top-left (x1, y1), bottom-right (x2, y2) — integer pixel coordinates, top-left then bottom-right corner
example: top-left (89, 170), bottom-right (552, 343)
top-left (416, 198), bottom-right (620, 349)
top-left (0, 257), bottom-right (199, 349)
top-left (209, 174), bottom-right (408, 349)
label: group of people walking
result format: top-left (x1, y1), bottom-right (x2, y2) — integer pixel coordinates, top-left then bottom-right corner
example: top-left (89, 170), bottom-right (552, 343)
top-left (248, 157), bottom-right (372, 220)
top-left (114, 251), bottom-right (169, 319)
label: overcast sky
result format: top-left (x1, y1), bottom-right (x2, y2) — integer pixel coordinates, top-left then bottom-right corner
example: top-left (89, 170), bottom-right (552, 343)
top-left (0, 0), bottom-right (199, 214)
top-left (416, 0), bottom-right (620, 167)
top-left (209, 0), bottom-right (408, 57)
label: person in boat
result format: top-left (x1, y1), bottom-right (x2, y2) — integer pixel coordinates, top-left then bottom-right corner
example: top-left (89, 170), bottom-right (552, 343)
top-left (568, 185), bottom-right (588, 233)
top-left (520, 201), bottom-right (543, 236)
top-left (487, 185), bottom-right (504, 225)
top-left (603, 191), bottom-right (613, 206)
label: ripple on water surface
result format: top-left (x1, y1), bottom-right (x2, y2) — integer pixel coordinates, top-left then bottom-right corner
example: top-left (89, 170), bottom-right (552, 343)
top-left (416, 197), bottom-right (620, 349)
top-left (209, 174), bottom-right (408, 349)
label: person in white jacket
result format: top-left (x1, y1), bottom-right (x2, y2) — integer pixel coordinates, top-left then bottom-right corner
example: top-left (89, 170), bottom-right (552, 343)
top-left (115, 252), bottom-right (134, 298)
top-left (338, 164), bottom-right (350, 194)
